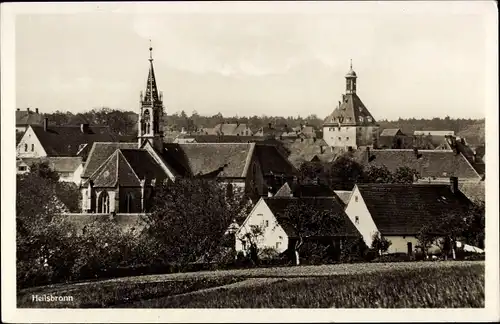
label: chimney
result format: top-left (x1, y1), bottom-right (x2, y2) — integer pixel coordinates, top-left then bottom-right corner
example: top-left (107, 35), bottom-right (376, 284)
top-left (80, 123), bottom-right (89, 133)
top-left (16, 108), bottom-right (20, 111)
top-left (320, 144), bottom-right (324, 154)
top-left (449, 177), bottom-right (458, 194)
top-left (43, 118), bottom-right (48, 132)
top-left (27, 108), bottom-right (30, 113)
top-left (236, 121), bottom-right (240, 126)
top-left (35, 108), bottom-right (39, 114)
top-left (366, 146), bottom-right (370, 159)
top-left (413, 147), bottom-right (419, 157)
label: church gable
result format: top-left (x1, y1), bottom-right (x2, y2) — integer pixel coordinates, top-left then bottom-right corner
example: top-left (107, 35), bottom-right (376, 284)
top-left (91, 150), bottom-right (142, 187)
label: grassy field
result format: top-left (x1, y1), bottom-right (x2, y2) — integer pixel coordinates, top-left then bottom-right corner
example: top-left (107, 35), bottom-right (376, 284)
top-left (18, 261), bottom-right (484, 308)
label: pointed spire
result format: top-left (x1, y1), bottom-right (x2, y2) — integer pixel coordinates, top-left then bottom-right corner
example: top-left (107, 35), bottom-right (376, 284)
top-left (144, 40), bottom-right (159, 102)
top-left (350, 59), bottom-right (352, 70)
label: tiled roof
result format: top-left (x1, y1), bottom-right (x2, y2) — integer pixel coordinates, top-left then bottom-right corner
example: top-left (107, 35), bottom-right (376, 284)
top-left (263, 197), bottom-right (360, 238)
top-left (90, 149), bottom-right (168, 187)
top-left (458, 181), bottom-right (485, 203)
top-left (380, 129), bottom-right (404, 137)
top-left (31, 125), bottom-right (116, 158)
top-left (353, 149), bottom-right (481, 179)
top-left (323, 93), bottom-right (377, 126)
top-left (120, 149), bottom-right (169, 185)
top-left (334, 190), bottom-right (352, 206)
top-left (188, 135), bottom-right (265, 143)
top-left (162, 143), bottom-right (255, 178)
top-left (254, 144), bottom-right (297, 176)
top-left (414, 130), bottom-right (455, 136)
top-left (356, 183), bottom-right (472, 235)
top-left (81, 142), bottom-right (137, 178)
top-left (210, 123), bottom-right (252, 136)
top-left (16, 110), bottom-right (44, 126)
top-left (286, 139), bottom-right (338, 168)
top-left (47, 157), bottom-right (83, 173)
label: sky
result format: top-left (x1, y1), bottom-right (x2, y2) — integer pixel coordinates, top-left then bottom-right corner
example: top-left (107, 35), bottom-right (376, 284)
top-left (14, 2), bottom-right (494, 120)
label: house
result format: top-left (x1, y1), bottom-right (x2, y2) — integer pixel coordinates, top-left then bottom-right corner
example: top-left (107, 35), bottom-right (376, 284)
top-left (343, 178), bottom-right (473, 255)
top-left (235, 197), bottom-right (360, 256)
top-left (16, 107), bottom-right (44, 133)
top-left (354, 147), bottom-right (483, 183)
top-left (378, 129), bottom-right (413, 149)
top-left (16, 157), bottom-right (84, 184)
top-left (413, 130), bottom-right (455, 148)
top-left (16, 119), bottom-right (115, 161)
top-left (206, 123), bottom-right (253, 136)
top-left (285, 138), bottom-right (337, 168)
top-left (16, 121), bottom-right (113, 183)
top-left (323, 61), bottom-right (379, 149)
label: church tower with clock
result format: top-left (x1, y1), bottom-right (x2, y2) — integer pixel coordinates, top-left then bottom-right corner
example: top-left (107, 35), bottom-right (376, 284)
top-left (323, 61), bottom-right (379, 150)
top-left (138, 44), bottom-right (164, 151)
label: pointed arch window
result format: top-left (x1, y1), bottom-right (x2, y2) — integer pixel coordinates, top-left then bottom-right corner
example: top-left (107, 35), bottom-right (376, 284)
top-left (98, 191), bottom-right (110, 214)
top-left (126, 192), bottom-right (134, 213)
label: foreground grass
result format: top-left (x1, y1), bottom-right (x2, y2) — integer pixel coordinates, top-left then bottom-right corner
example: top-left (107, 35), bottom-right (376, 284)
top-left (17, 277), bottom-right (244, 308)
top-left (131, 263), bottom-right (484, 308)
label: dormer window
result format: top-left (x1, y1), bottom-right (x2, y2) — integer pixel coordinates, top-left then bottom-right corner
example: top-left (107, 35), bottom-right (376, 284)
top-left (355, 216), bottom-right (359, 224)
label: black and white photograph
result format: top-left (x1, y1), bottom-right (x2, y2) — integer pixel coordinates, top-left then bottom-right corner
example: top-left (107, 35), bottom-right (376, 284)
top-left (1, 1), bottom-right (498, 322)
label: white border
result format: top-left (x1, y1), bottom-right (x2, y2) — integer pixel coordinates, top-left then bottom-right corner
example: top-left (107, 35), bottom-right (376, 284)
top-left (2, 2), bottom-right (499, 323)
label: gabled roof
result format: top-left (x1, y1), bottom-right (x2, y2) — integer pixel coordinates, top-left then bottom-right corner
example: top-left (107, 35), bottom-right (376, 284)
top-left (81, 142), bottom-right (138, 178)
top-left (162, 143), bottom-right (255, 178)
top-left (356, 183), bottom-right (472, 236)
top-left (353, 149), bottom-right (481, 179)
top-left (254, 144), bottom-right (298, 176)
top-left (380, 129), bottom-right (404, 137)
top-left (30, 125), bottom-right (116, 158)
top-left (90, 148), bottom-right (169, 187)
top-left (274, 183), bottom-right (292, 197)
top-left (323, 93), bottom-right (377, 126)
top-left (458, 182), bottom-right (485, 203)
top-left (16, 110), bottom-right (44, 126)
top-left (263, 197), bottom-right (360, 238)
top-left (334, 190), bottom-right (352, 207)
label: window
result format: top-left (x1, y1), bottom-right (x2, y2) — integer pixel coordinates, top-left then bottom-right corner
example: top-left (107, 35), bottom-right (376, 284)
top-left (265, 220), bottom-right (269, 227)
top-left (338, 137), bottom-right (341, 141)
top-left (355, 216), bottom-right (359, 224)
top-left (276, 242), bottom-right (281, 249)
top-left (126, 193), bottom-right (134, 213)
top-left (97, 191), bottom-right (110, 214)
top-left (31, 144), bottom-right (34, 152)
top-left (18, 166), bottom-right (27, 172)
top-left (346, 137), bottom-right (350, 141)
top-left (354, 195), bottom-right (359, 202)
top-left (24, 144), bottom-right (28, 152)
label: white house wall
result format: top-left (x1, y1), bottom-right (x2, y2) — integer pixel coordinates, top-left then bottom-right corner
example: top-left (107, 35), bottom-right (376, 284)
top-left (344, 185), bottom-right (379, 248)
top-left (16, 126), bottom-right (47, 158)
top-left (323, 126), bottom-right (357, 148)
top-left (385, 235), bottom-right (442, 255)
top-left (235, 199), bottom-right (289, 255)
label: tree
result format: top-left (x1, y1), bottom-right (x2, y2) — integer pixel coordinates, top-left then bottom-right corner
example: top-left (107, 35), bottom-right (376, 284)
top-left (362, 165), bottom-right (393, 183)
top-left (416, 224), bottom-right (437, 258)
top-left (28, 161), bottom-right (59, 182)
top-left (16, 173), bottom-right (74, 288)
top-left (371, 232), bottom-right (392, 256)
top-left (328, 156), bottom-right (365, 189)
top-left (238, 224), bottom-right (265, 265)
top-left (145, 179), bottom-right (249, 266)
top-left (281, 199), bottom-right (348, 265)
top-left (392, 166), bottom-right (419, 184)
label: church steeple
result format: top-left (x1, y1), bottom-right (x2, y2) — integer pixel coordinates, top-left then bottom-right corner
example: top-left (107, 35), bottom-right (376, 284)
top-left (345, 59), bottom-right (357, 94)
top-left (144, 44), bottom-right (159, 103)
top-left (138, 42), bottom-right (164, 151)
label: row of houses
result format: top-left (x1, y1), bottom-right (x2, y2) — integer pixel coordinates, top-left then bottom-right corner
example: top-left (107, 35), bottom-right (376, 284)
top-left (234, 177), bottom-right (481, 258)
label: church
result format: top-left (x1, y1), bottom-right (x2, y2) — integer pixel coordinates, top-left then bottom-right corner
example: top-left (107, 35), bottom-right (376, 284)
top-left (80, 46), bottom-right (297, 214)
top-left (323, 61), bottom-right (379, 149)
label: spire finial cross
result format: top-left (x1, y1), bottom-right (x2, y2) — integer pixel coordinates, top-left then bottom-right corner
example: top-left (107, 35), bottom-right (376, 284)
top-left (350, 59), bottom-right (353, 70)
top-left (149, 39), bottom-right (153, 61)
